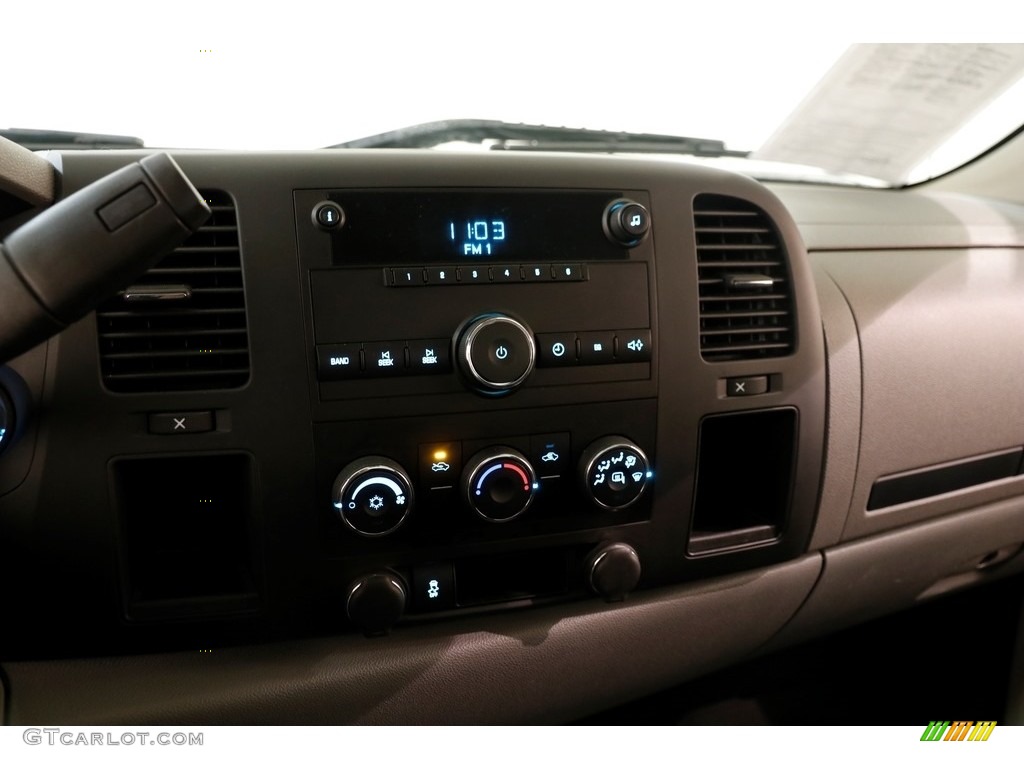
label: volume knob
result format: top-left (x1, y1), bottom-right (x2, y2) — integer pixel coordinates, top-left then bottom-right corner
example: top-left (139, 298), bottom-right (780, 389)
top-left (455, 313), bottom-right (536, 395)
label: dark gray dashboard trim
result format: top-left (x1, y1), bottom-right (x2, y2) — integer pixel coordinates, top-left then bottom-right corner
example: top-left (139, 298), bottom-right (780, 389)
top-left (2, 555), bottom-right (821, 725)
top-left (766, 494), bottom-right (1024, 655)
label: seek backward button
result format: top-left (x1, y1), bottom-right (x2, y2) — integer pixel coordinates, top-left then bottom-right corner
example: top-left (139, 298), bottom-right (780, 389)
top-left (364, 341), bottom-right (406, 375)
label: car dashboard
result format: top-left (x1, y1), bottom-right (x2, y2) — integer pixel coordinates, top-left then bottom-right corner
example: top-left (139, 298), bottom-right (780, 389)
top-left (1, 147), bottom-right (1024, 724)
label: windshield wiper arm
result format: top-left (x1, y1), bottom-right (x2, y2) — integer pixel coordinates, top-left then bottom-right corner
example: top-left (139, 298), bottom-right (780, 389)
top-left (329, 119), bottom-right (747, 157)
top-left (0, 128), bottom-right (144, 151)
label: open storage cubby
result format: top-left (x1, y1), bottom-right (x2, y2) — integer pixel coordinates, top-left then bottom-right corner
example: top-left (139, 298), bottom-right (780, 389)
top-left (112, 453), bottom-right (260, 620)
top-left (689, 408), bottom-right (797, 555)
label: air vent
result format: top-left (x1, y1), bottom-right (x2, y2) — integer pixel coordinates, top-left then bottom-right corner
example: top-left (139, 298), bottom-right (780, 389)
top-left (96, 190), bottom-right (250, 393)
top-left (694, 194), bottom-right (794, 361)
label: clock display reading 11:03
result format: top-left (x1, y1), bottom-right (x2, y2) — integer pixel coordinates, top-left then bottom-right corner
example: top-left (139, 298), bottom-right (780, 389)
top-left (450, 219), bottom-right (506, 256)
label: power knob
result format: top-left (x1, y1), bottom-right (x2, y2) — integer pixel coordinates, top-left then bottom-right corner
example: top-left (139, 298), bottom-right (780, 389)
top-left (463, 447), bottom-right (538, 522)
top-left (332, 457), bottom-right (414, 537)
top-left (455, 313), bottom-right (536, 395)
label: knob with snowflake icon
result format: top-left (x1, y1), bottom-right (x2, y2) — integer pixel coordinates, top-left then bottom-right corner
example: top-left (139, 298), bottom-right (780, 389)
top-left (332, 457), bottom-right (414, 536)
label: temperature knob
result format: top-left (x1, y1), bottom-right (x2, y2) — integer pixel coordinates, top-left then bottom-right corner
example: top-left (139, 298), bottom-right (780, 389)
top-left (332, 457), bottom-right (414, 537)
top-left (580, 437), bottom-right (652, 510)
top-left (463, 447), bottom-right (538, 522)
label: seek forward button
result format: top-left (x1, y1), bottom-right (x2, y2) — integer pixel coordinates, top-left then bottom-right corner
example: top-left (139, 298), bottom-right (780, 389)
top-left (408, 339), bottom-right (452, 374)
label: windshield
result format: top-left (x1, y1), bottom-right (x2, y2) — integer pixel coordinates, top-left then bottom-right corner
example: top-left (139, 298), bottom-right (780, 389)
top-left (5, 4), bottom-right (1022, 188)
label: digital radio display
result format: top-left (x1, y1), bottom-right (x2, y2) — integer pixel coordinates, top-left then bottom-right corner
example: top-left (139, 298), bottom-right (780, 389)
top-left (327, 190), bottom-right (628, 265)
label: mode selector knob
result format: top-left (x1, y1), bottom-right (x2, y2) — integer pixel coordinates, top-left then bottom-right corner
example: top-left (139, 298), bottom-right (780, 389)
top-left (580, 436), bottom-right (652, 511)
top-left (455, 314), bottom-right (536, 395)
top-left (332, 457), bottom-right (414, 537)
top-left (463, 447), bottom-right (538, 522)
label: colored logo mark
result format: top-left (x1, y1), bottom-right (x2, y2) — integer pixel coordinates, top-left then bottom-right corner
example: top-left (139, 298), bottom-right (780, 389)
top-left (920, 721), bottom-right (996, 742)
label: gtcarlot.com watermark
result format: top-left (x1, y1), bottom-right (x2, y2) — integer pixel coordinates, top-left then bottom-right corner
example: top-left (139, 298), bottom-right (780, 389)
top-left (23, 729), bottom-right (203, 747)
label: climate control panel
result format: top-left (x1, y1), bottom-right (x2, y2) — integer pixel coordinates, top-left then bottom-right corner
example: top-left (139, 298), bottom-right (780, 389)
top-left (326, 432), bottom-right (653, 540)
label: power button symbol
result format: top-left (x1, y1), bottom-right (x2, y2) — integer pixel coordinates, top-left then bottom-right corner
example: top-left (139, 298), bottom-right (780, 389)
top-left (458, 314), bottom-right (537, 395)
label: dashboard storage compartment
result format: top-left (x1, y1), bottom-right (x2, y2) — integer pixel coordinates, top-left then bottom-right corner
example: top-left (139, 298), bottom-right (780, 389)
top-left (112, 453), bottom-right (260, 620)
top-left (689, 408), bottom-right (797, 555)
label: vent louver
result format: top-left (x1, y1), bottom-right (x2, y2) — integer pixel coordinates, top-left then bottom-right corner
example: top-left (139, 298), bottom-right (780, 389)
top-left (694, 194), bottom-right (794, 361)
top-left (96, 190), bottom-right (250, 393)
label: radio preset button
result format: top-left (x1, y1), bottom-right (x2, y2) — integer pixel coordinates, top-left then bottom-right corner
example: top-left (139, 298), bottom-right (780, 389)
top-left (425, 266), bottom-right (458, 285)
top-left (523, 265), bottom-right (549, 282)
top-left (491, 265), bottom-right (521, 282)
top-left (461, 266), bottom-right (488, 283)
top-left (386, 264), bottom-right (587, 285)
top-left (552, 264), bottom-right (584, 281)
top-left (391, 268), bottom-right (423, 286)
